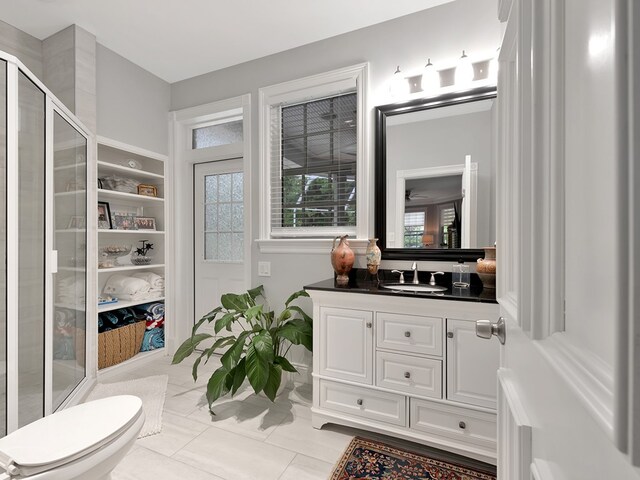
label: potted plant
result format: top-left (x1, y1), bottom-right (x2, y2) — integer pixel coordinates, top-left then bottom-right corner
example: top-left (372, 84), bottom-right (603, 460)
top-left (172, 285), bottom-right (312, 410)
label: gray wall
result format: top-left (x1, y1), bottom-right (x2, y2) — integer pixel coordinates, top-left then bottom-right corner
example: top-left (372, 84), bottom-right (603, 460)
top-left (0, 19), bottom-right (42, 78)
top-left (171, 0), bottom-right (501, 368)
top-left (96, 44), bottom-right (170, 155)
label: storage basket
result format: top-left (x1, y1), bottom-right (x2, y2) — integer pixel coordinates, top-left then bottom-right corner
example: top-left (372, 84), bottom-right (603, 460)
top-left (98, 320), bottom-right (146, 369)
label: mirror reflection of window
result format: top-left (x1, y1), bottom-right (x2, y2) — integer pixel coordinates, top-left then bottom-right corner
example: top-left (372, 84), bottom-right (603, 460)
top-left (403, 211), bottom-right (425, 248)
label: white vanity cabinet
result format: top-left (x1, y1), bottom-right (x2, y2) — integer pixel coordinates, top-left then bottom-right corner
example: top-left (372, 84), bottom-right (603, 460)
top-left (308, 289), bottom-right (500, 464)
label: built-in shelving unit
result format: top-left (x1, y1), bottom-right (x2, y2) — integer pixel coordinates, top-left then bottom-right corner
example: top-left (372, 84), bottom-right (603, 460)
top-left (97, 136), bottom-right (168, 370)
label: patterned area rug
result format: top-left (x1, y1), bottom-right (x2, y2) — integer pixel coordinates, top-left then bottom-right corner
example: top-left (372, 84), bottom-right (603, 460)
top-left (331, 437), bottom-right (496, 480)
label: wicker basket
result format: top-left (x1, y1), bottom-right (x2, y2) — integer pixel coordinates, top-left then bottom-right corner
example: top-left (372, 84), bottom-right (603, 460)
top-left (98, 320), bottom-right (146, 369)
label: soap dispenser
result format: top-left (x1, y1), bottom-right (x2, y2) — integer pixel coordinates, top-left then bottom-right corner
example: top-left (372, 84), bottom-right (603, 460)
top-left (452, 259), bottom-right (470, 288)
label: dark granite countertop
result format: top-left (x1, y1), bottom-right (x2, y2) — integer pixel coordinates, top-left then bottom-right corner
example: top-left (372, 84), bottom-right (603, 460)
top-left (304, 269), bottom-right (497, 304)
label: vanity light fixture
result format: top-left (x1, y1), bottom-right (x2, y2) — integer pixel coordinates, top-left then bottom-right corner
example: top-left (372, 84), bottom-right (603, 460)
top-left (421, 58), bottom-right (439, 91)
top-left (390, 66), bottom-right (409, 98)
top-left (454, 50), bottom-right (474, 86)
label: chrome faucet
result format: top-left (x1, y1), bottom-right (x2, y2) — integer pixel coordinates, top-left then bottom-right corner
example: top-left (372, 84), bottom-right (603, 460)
top-left (429, 271), bottom-right (445, 286)
top-left (391, 270), bottom-right (405, 283)
top-left (411, 261), bottom-right (420, 284)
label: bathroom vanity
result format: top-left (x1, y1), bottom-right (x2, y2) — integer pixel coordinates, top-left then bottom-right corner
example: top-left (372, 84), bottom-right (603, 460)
top-left (305, 272), bottom-right (499, 464)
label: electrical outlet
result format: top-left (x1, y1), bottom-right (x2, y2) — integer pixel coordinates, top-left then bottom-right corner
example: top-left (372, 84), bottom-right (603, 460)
top-left (258, 261), bottom-right (271, 277)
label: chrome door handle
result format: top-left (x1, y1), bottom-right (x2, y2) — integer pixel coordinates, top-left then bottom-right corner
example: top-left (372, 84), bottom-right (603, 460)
top-left (475, 317), bottom-right (506, 345)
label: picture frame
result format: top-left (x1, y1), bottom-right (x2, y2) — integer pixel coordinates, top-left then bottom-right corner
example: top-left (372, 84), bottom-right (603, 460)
top-left (111, 213), bottom-right (136, 230)
top-left (67, 215), bottom-right (86, 229)
top-left (97, 202), bottom-right (112, 229)
top-left (137, 184), bottom-right (158, 197)
top-left (134, 216), bottom-right (156, 231)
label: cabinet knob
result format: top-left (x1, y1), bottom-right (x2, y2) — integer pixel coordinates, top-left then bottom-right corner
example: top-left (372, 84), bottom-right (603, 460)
top-left (404, 331), bottom-right (411, 338)
top-left (404, 371), bottom-right (411, 379)
top-left (447, 332), bottom-right (454, 338)
top-left (356, 399), bottom-right (363, 406)
top-left (366, 322), bottom-right (372, 329)
top-left (459, 421), bottom-right (466, 429)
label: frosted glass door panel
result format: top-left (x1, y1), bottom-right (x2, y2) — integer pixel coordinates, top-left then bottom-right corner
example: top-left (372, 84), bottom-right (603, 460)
top-left (0, 60), bottom-right (6, 437)
top-left (18, 71), bottom-right (45, 427)
top-left (52, 112), bottom-right (87, 411)
top-left (203, 172), bottom-right (243, 262)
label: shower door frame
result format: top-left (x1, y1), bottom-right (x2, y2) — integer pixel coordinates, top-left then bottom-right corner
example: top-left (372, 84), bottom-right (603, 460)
top-left (3, 50), bottom-right (97, 434)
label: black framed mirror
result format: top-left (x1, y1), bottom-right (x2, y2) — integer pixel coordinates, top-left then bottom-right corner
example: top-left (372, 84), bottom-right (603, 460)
top-left (374, 85), bottom-right (497, 261)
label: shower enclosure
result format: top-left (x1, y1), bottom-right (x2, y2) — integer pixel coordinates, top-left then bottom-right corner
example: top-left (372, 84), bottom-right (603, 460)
top-left (0, 50), bottom-right (94, 435)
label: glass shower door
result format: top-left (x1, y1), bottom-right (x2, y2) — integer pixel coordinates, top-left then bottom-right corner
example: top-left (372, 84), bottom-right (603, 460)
top-left (52, 111), bottom-right (87, 411)
top-left (0, 59), bottom-right (6, 437)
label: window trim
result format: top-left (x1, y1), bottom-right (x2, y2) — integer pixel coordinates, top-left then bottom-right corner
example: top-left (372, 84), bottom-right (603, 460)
top-left (258, 63), bottom-right (369, 252)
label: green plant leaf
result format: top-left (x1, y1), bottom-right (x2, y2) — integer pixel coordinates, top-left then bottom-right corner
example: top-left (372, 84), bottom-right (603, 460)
top-left (277, 308), bottom-right (292, 322)
top-left (275, 356), bottom-right (298, 373)
top-left (287, 305), bottom-right (312, 322)
top-left (220, 331), bottom-right (249, 370)
top-left (285, 289), bottom-right (309, 307)
top-left (244, 304), bottom-right (263, 322)
top-left (263, 364), bottom-right (282, 402)
top-left (221, 293), bottom-right (249, 311)
top-left (252, 330), bottom-right (274, 363)
top-left (231, 357), bottom-right (246, 396)
top-left (274, 319), bottom-right (312, 351)
top-left (245, 343), bottom-right (269, 393)
top-left (172, 333), bottom-right (214, 364)
top-left (247, 285), bottom-right (264, 301)
top-left (214, 312), bottom-right (236, 334)
top-left (206, 366), bottom-right (231, 407)
top-left (192, 306), bottom-right (223, 336)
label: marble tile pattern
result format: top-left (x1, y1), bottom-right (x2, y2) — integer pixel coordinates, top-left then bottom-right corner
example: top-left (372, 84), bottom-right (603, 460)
top-left (107, 354), bottom-right (483, 480)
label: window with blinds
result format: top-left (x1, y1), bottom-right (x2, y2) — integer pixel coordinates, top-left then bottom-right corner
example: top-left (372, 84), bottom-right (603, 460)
top-left (404, 211), bottom-right (425, 247)
top-left (270, 93), bottom-right (357, 236)
top-left (440, 205), bottom-right (456, 247)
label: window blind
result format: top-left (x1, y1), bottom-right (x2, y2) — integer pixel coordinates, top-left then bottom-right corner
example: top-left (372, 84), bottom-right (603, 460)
top-left (270, 92), bottom-right (357, 235)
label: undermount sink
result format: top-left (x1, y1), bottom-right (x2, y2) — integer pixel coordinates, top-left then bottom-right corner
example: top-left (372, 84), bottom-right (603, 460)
top-left (380, 283), bottom-right (447, 293)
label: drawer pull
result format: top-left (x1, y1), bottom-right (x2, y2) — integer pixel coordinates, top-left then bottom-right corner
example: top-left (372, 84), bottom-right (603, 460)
top-left (356, 399), bottom-right (363, 406)
top-left (459, 421), bottom-right (466, 429)
top-left (447, 332), bottom-right (454, 339)
top-left (404, 331), bottom-right (411, 338)
top-left (404, 371), bottom-right (411, 379)
top-left (366, 322), bottom-right (372, 329)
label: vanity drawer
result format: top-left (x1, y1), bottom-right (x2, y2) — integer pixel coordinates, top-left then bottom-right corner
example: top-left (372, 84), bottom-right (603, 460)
top-left (376, 351), bottom-right (442, 399)
top-left (319, 380), bottom-right (406, 427)
top-left (410, 398), bottom-right (496, 449)
top-left (376, 312), bottom-right (443, 356)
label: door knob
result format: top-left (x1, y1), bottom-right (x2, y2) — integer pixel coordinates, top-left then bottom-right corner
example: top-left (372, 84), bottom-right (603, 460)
top-left (475, 317), bottom-right (506, 345)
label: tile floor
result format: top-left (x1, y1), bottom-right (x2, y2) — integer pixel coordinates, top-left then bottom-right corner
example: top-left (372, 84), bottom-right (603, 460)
top-left (105, 354), bottom-right (493, 480)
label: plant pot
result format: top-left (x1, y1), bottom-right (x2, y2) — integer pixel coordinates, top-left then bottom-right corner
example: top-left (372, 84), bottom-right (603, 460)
top-left (476, 246), bottom-right (496, 290)
top-left (131, 255), bottom-right (152, 265)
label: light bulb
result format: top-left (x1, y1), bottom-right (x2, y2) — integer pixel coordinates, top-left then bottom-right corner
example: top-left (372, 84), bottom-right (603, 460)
top-left (421, 58), bottom-right (439, 92)
top-left (390, 66), bottom-right (408, 98)
top-left (455, 50), bottom-right (474, 86)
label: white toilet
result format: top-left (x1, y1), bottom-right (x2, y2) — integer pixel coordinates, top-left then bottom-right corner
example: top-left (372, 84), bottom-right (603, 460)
top-left (0, 395), bottom-right (144, 480)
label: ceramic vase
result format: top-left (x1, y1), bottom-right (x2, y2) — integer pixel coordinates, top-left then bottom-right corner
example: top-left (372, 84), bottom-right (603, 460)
top-left (331, 235), bottom-right (355, 286)
top-left (365, 238), bottom-right (381, 275)
top-left (476, 246), bottom-right (496, 290)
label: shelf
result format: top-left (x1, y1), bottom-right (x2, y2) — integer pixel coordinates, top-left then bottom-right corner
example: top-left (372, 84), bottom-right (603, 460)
top-left (98, 229), bottom-right (165, 235)
top-left (58, 267), bottom-right (86, 272)
top-left (55, 303), bottom-right (86, 311)
top-left (56, 229), bottom-right (86, 233)
top-left (98, 189), bottom-right (164, 204)
top-left (98, 264), bottom-right (165, 273)
top-left (98, 296), bottom-right (165, 313)
top-left (98, 161), bottom-right (164, 181)
top-left (97, 348), bottom-right (165, 375)
top-left (54, 163), bottom-right (86, 172)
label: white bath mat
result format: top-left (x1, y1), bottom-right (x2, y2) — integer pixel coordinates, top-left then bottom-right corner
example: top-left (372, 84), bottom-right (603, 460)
top-left (86, 374), bottom-right (168, 438)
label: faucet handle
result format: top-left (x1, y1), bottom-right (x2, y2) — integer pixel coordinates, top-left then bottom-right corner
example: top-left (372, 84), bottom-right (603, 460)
top-left (429, 271), bottom-right (445, 286)
top-left (391, 270), bottom-right (405, 284)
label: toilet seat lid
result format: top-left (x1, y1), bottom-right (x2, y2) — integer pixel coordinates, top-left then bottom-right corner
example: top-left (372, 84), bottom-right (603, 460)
top-left (0, 395), bottom-right (143, 477)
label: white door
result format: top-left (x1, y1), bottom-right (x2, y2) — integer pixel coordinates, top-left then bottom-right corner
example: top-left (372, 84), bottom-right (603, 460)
top-left (193, 159), bottom-right (246, 325)
top-left (484, 0), bottom-right (640, 478)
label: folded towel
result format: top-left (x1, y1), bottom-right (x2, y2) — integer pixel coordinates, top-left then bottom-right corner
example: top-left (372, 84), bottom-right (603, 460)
top-left (103, 274), bottom-right (150, 296)
top-left (140, 327), bottom-right (164, 351)
top-left (117, 292), bottom-right (151, 301)
top-left (132, 272), bottom-right (164, 290)
top-left (133, 302), bottom-right (165, 320)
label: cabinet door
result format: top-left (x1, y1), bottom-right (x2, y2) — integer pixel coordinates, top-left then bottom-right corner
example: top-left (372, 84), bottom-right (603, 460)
top-left (319, 307), bottom-right (373, 384)
top-left (446, 319), bottom-right (499, 409)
